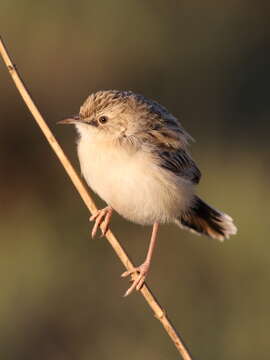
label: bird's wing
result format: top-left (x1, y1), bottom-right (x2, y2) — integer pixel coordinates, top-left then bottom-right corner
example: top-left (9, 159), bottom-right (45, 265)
top-left (129, 93), bottom-right (201, 184)
top-left (141, 126), bottom-right (201, 184)
top-left (157, 147), bottom-right (201, 184)
top-left (143, 100), bottom-right (201, 184)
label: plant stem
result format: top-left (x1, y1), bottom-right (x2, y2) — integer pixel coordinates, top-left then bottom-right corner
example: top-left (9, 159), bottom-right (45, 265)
top-left (0, 36), bottom-right (193, 360)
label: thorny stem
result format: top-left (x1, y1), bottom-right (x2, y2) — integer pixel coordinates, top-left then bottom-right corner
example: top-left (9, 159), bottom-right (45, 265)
top-left (0, 36), bottom-right (193, 360)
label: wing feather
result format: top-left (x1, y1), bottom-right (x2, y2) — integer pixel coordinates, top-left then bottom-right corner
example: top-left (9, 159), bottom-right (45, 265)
top-left (158, 148), bottom-right (201, 184)
top-left (127, 92), bottom-right (201, 184)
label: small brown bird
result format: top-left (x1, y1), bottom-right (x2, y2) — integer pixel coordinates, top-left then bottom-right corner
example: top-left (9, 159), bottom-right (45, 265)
top-left (59, 90), bottom-right (237, 296)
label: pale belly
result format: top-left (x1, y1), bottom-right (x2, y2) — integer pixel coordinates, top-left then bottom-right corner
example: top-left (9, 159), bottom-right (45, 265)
top-left (77, 137), bottom-right (193, 225)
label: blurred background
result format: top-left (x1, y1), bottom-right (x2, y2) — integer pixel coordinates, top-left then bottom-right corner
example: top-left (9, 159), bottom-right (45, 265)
top-left (0, 1), bottom-right (269, 359)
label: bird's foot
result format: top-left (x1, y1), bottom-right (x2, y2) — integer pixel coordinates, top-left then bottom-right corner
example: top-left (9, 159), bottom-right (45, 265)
top-left (89, 206), bottom-right (113, 238)
top-left (121, 261), bottom-right (150, 297)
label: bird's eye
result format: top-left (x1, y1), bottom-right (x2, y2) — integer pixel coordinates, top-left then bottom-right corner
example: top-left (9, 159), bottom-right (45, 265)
top-left (98, 116), bottom-right (108, 124)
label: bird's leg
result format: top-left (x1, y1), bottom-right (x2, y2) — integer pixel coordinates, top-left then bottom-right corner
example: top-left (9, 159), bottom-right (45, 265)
top-left (122, 222), bottom-right (159, 297)
top-left (89, 206), bottom-right (113, 238)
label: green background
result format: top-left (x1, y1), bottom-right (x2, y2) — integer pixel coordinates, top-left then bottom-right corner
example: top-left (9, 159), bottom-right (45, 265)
top-left (0, 1), bottom-right (269, 359)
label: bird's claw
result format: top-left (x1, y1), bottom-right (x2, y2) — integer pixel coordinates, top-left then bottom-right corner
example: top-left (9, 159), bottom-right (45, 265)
top-left (121, 261), bottom-right (150, 297)
top-left (89, 206), bottom-right (113, 238)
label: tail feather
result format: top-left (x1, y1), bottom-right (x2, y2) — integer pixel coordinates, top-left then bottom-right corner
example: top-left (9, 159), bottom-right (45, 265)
top-left (176, 196), bottom-right (237, 241)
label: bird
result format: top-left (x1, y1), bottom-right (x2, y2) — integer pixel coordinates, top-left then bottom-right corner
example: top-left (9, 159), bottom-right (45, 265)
top-left (59, 90), bottom-right (237, 296)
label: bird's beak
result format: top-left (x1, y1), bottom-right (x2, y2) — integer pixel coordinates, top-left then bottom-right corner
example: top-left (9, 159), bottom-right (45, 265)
top-left (57, 115), bottom-right (81, 125)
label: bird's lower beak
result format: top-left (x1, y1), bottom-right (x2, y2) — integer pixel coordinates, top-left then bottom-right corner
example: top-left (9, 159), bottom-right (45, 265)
top-left (57, 115), bottom-right (81, 125)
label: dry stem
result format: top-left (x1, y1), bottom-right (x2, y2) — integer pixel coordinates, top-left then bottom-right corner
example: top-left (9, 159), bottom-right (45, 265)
top-left (0, 36), bottom-right (193, 360)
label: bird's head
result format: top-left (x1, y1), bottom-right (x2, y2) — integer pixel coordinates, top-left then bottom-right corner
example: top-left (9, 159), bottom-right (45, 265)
top-left (58, 90), bottom-right (155, 144)
top-left (58, 90), bottom-right (190, 151)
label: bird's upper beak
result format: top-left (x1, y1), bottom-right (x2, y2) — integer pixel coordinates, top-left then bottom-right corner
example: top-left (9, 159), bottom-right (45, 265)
top-left (57, 115), bottom-right (82, 125)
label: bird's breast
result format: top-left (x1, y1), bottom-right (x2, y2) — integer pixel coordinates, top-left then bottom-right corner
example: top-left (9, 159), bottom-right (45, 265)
top-left (77, 135), bottom-right (193, 225)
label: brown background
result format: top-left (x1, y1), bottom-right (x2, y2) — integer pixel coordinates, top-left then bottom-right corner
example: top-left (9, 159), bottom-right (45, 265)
top-left (0, 1), bottom-right (269, 359)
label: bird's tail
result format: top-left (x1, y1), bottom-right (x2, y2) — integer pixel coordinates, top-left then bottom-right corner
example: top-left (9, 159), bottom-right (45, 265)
top-left (175, 196), bottom-right (237, 241)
